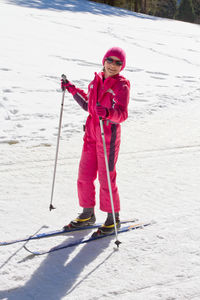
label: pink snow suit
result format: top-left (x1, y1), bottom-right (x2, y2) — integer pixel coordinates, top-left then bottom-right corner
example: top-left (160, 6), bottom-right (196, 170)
top-left (65, 71), bottom-right (130, 213)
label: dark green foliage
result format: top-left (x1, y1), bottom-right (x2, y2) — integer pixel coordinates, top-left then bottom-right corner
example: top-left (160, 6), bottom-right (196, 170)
top-left (192, 0), bottom-right (200, 14)
top-left (192, 0), bottom-right (200, 23)
top-left (155, 0), bottom-right (177, 19)
top-left (176, 0), bottom-right (195, 22)
top-left (145, 0), bottom-right (157, 15)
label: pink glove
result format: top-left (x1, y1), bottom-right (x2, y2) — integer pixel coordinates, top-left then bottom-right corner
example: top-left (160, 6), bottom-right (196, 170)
top-left (96, 104), bottom-right (109, 118)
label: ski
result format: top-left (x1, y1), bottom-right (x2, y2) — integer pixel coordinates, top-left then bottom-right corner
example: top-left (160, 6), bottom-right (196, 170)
top-left (0, 219), bottom-right (137, 246)
top-left (24, 222), bottom-right (152, 255)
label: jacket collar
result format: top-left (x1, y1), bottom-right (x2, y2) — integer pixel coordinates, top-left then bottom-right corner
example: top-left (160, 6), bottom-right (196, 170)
top-left (95, 72), bottom-right (120, 88)
top-left (95, 71), bottom-right (120, 80)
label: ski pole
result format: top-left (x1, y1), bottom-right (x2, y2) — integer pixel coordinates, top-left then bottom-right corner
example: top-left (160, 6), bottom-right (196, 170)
top-left (49, 74), bottom-right (67, 211)
top-left (98, 108), bottom-right (121, 247)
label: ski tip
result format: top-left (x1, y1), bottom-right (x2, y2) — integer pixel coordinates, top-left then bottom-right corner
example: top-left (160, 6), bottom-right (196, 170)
top-left (23, 245), bottom-right (40, 256)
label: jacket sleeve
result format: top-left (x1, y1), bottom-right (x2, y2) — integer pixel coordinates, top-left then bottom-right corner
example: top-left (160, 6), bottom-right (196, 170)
top-left (65, 82), bottom-right (88, 112)
top-left (107, 80), bottom-right (130, 123)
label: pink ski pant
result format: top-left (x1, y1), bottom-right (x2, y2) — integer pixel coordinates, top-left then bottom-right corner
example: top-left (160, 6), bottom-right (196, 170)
top-left (77, 117), bottom-right (121, 213)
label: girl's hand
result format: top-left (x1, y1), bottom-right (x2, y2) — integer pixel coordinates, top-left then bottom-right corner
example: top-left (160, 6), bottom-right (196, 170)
top-left (61, 78), bottom-right (69, 91)
top-left (96, 104), bottom-right (109, 118)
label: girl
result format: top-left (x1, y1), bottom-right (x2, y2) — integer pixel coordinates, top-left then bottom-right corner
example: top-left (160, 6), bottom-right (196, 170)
top-left (61, 47), bottom-right (130, 235)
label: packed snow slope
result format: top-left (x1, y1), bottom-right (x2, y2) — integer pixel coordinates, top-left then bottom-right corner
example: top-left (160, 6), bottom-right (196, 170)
top-left (1, 0), bottom-right (200, 145)
top-left (0, 0), bottom-right (200, 299)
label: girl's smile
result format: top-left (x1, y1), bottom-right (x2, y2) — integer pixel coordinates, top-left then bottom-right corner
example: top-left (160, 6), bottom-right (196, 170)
top-left (104, 56), bottom-right (122, 78)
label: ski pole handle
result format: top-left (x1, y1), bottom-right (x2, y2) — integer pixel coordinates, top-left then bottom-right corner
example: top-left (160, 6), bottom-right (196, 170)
top-left (96, 102), bottom-right (103, 121)
top-left (61, 74), bottom-right (68, 91)
top-left (61, 74), bottom-right (67, 82)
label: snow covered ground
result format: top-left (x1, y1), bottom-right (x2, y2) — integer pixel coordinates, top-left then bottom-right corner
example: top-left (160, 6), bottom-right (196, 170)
top-left (0, 0), bottom-right (200, 299)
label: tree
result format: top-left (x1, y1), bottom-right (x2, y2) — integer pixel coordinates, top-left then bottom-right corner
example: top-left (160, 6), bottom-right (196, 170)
top-left (141, 0), bottom-right (148, 13)
top-left (192, 0), bottom-right (200, 23)
top-left (134, 0), bottom-right (142, 12)
top-left (155, 0), bottom-right (177, 19)
top-left (125, 0), bottom-right (143, 12)
top-left (176, 0), bottom-right (195, 22)
top-left (146, 0), bottom-right (158, 16)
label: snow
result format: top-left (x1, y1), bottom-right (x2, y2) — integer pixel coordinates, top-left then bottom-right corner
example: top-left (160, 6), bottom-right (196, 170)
top-left (0, 0), bottom-right (200, 299)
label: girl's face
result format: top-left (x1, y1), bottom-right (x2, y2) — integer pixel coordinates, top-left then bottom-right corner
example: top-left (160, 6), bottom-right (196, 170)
top-left (104, 56), bottom-right (122, 78)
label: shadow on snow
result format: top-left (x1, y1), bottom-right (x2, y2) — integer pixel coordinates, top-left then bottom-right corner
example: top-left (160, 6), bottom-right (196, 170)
top-left (0, 230), bottom-right (114, 299)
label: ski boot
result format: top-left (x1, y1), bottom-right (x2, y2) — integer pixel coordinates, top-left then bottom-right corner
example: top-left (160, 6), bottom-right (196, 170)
top-left (63, 207), bottom-right (96, 231)
top-left (92, 213), bottom-right (120, 237)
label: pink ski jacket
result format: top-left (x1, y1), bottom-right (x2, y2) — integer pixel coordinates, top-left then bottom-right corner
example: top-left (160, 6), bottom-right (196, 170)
top-left (66, 72), bottom-right (130, 124)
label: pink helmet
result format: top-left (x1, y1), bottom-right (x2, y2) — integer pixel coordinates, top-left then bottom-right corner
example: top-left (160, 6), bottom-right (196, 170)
top-left (102, 47), bottom-right (126, 71)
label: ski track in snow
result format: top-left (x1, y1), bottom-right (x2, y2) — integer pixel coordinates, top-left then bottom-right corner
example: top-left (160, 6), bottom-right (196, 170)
top-left (0, 0), bottom-right (200, 146)
top-left (1, 0), bottom-right (200, 299)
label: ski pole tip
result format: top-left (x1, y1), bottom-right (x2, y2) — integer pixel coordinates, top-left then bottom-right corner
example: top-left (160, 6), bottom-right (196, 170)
top-left (49, 204), bottom-right (56, 211)
top-left (115, 240), bottom-right (122, 248)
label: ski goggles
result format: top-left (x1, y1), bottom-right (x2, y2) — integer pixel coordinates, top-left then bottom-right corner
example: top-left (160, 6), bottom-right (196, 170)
top-left (106, 57), bottom-right (123, 66)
